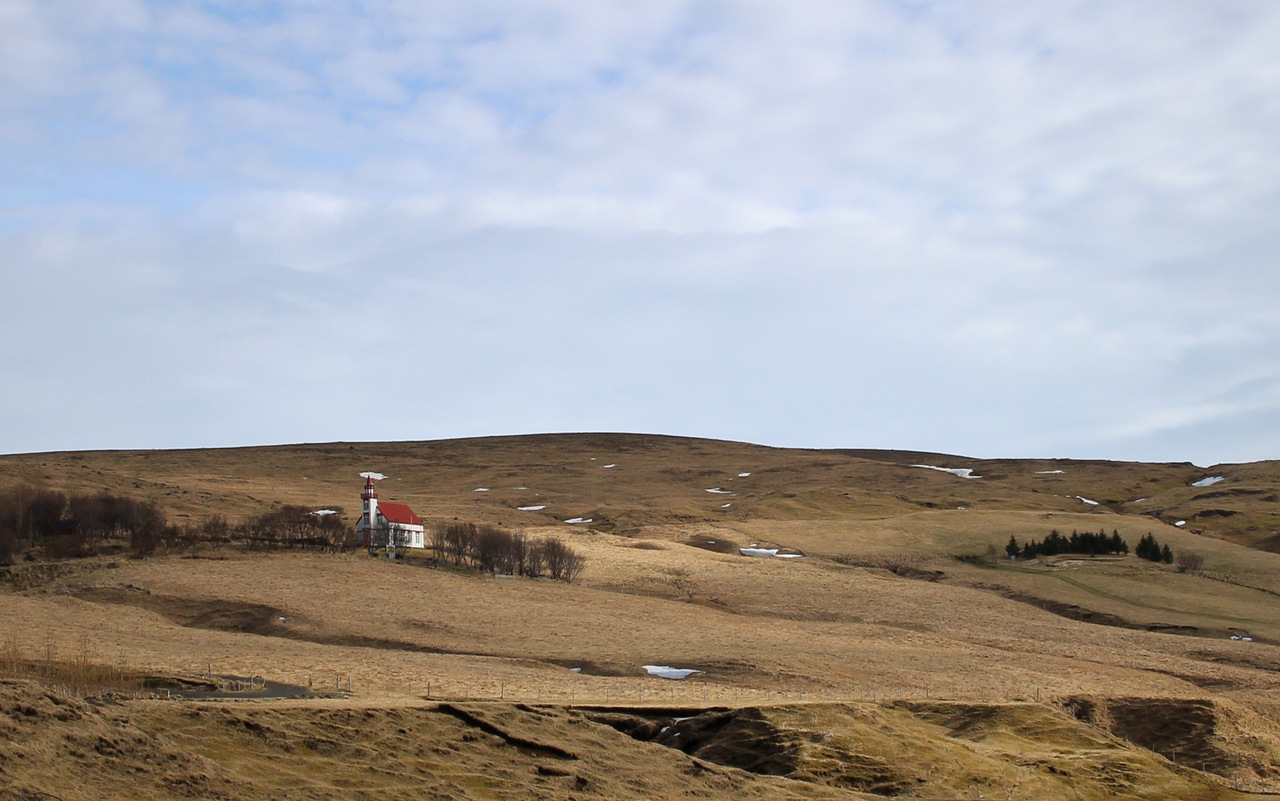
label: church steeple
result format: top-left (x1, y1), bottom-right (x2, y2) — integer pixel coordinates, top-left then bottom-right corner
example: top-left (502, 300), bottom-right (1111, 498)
top-left (359, 475), bottom-right (379, 547)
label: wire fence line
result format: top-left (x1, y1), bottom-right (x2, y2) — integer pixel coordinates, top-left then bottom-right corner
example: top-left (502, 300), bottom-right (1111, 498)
top-left (195, 665), bottom-right (1057, 707)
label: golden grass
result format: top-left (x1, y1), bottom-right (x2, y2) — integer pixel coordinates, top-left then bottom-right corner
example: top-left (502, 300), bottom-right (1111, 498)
top-left (0, 637), bottom-right (146, 698)
top-left (4, 434), bottom-right (1280, 799)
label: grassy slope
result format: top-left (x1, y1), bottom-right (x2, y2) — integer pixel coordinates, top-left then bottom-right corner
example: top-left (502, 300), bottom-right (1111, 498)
top-left (4, 433), bottom-right (1280, 799)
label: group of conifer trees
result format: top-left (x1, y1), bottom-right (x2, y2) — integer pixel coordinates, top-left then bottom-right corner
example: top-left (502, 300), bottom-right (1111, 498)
top-left (1003, 528), bottom-right (1173, 563)
top-left (1134, 532), bottom-right (1174, 564)
top-left (1005, 528), bottom-right (1125, 559)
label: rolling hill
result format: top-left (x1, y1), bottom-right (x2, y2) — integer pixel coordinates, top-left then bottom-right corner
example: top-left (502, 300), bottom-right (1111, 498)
top-left (3, 433), bottom-right (1280, 800)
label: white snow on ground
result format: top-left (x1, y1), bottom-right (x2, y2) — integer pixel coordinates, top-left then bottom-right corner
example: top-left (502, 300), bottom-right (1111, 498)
top-left (705, 488), bottom-right (733, 494)
top-left (1074, 496), bottom-right (1100, 506)
top-left (1133, 498), bottom-right (1148, 503)
top-left (474, 488), bottom-right (490, 492)
top-left (740, 546), bottom-right (805, 559)
top-left (1176, 520), bottom-right (1187, 527)
top-left (565, 517), bottom-right (593, 524)
top-left (721, 503), bottom-right (732, 508)
top-left (1036, 470), bottom-right (1066, 474)
top-left (569, 667), bottom-right (582, 673)
top-left (912, 465), bottom-right (982, 479)
top-left (309, 510), bottom-right (338, 516)
top-left (1192, 476), bottom-right (1225, 487)
top-left (359, 471), bottom-right (387, 480)
top-left (738, 472), bottom-right (751, 477)
top-left (602, 464), bottom-right (617, 468)
top-left (643, 666), bottom-right (702, 680)
top-left (518, 505), bottom-right (546, 511)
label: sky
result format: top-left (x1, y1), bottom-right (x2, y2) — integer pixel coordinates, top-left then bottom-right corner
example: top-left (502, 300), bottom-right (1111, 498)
top-left (2, 1), bottom-right (1279, 465)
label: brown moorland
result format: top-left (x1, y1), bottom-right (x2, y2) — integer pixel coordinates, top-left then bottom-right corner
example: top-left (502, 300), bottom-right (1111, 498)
top-left (3, 433), bottom-right (1280, 800)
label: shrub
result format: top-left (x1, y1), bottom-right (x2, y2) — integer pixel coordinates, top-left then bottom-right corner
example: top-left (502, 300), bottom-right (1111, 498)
top-left (1175, 551), bottom-right (1204, 573)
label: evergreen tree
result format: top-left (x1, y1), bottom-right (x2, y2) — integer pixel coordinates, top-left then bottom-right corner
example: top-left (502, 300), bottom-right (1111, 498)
top-left (1136, 533), bottom-right (1166, 562)
top-left (1111, 531), bottom-right (1128, 554)
top-left (1136, 533), bottom-right (1152, 560)
top-left (1005, 535), bottom-right (1021, 559)
top-left (1161, 544), bottom-right (1174, 564)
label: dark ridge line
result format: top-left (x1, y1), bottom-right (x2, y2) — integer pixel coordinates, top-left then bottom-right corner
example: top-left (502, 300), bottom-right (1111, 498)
top-left (435, 703), bottom-right (578, 760)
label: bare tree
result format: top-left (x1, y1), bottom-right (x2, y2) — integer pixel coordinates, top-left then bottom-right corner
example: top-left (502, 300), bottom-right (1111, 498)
top-left (440, 522), bottom-right (476, 566)
top-left (429, 523), bottom-right (449, 562)
top-left (198, 515), bottom-right (231, 549)
top-left (537, 537), bottom-right (587, 583)
top-left (1175, 551), bottom-right (1205, 573)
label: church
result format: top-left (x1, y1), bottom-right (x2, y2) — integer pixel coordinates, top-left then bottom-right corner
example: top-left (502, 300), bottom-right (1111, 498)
top-left (354, 475), bottom-right (426, 549)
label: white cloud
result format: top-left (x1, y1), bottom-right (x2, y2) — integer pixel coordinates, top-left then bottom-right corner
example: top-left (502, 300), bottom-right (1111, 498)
top-left (1, 2), bottom-right (1279, 463)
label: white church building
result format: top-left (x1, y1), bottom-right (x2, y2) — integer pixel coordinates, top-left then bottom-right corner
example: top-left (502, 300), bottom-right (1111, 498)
top-left (354, 475), bottom-right (425, 549)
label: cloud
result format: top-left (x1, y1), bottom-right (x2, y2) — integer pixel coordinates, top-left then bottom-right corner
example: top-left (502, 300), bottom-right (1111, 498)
top-left (1, 1), bottom-right (1279, 464)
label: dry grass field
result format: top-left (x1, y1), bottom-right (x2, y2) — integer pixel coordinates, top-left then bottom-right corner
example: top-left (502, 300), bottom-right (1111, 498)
top-left (3, 433), bottom-right (1280, 800)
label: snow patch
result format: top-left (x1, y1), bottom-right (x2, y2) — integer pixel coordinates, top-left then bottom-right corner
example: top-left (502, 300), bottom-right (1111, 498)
top-left (1036, 470), bottom-right (1065, 475)
top-left (738, 472), bottom-right (751, 477)
top-left (1074, 496), bottom-right (1100, 506)
top-left (1175, 520), bottom-right (1187, 527)
top-left (912, 465), bottom-right (982, 479)
top-left (721, 503), bottom-right (732, 508)
top-left (360, 471), bottom-right (387, 480)
top-left (474, 488), bottom-right (490, 492)
top-left (518, 505), bottom-right (546, 511)
top-left (309, 509), bottom-right (338, 516)
top-left (564, 517), bottom-right (593, 524)
top-left (705, 488), bottom-right (733, 494)
top-left (1192, 476), bottom-right (1224, 487)
top-left (602, 464), bottom-right (617, 468)
top-left (643, 665), bottom-right (702, 680)
top-left (740, 546), bottom-right (804, 559)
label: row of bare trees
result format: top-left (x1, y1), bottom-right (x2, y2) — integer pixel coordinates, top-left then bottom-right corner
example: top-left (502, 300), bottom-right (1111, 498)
top-left (0, 485), bottom-right (352, 563)
top-left (0, 486), bottom-right (169, 561)
top-left (430, 522), bottom-right (586, 582)
top-left (1, 484), bottom-right (586, 583)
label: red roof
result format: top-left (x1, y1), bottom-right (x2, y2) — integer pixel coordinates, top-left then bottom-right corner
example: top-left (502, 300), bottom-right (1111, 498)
top-left (378, 501), bottom-right (422, 526)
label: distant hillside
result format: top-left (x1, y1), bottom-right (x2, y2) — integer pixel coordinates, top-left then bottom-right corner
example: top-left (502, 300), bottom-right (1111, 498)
top-left (2, 433), bottom-right (1278, 550)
